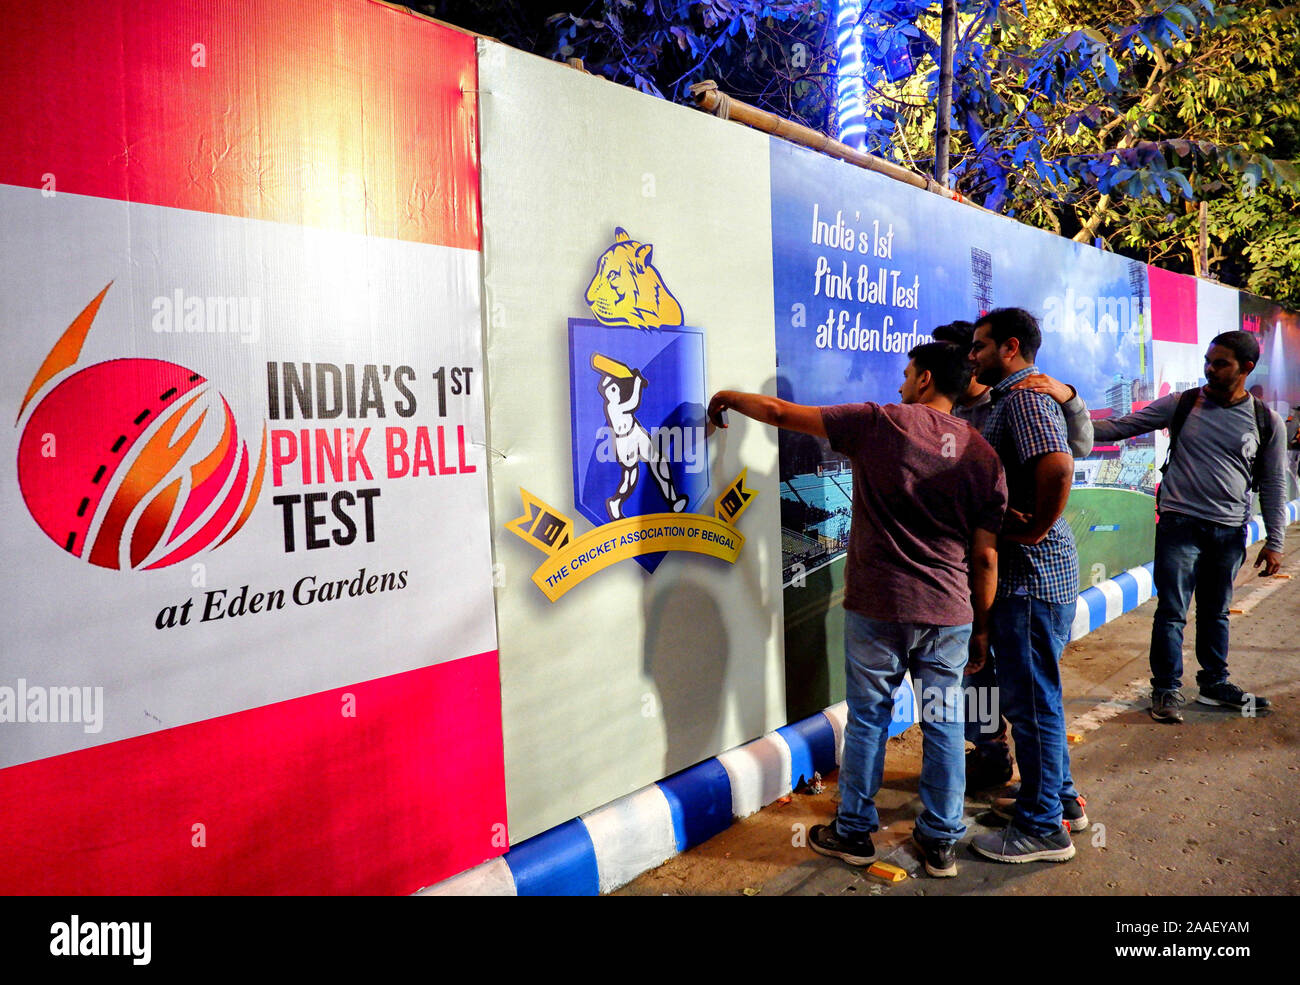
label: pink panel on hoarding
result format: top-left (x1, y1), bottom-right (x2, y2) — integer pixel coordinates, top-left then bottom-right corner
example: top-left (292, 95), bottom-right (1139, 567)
top-left (0, 0), bottom-right (479, 250)
top-left (0, 652), bottom-right (507, 895)
top-left (1147, 265), bottom-right (1198, 343)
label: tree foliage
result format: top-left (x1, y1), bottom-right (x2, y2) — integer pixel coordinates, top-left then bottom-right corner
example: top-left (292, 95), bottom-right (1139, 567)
top-left (853, 3), bottom-right (1299, 290)
top-left (415, 1), bottom-right (837, 128)
top-left (414, 1), bottom-right (1300, 306)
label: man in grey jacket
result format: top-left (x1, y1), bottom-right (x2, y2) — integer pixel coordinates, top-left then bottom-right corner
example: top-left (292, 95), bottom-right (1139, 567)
top-left (1092, 331), bottom-right (1285, 722)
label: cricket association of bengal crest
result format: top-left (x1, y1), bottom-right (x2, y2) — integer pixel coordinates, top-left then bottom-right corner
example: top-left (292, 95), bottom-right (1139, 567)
top-left (506, 227), bottom-right (755, 601)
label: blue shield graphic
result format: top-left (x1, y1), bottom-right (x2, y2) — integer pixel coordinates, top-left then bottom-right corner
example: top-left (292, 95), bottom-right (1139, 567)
top-left (568, 319), bottom-right (710, 573)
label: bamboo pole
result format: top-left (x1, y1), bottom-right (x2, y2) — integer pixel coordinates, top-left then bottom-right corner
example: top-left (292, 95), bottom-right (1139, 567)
top-left (690, 81), bottom-right (987, 212)
top-left (1198, 200), bottom-right (1209, 278)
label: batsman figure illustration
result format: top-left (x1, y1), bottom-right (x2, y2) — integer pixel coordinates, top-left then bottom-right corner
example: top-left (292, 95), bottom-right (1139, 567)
top-left (592, 351), bottom-right (687, 520)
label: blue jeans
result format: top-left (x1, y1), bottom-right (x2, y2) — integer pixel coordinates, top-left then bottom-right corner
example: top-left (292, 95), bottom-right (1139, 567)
top-left (990, 594), bottom-right (1077, 837)
top-left (837, 610), bottom-right (970, 843)
top-left (1150, 512), bottom-right (1247, 692)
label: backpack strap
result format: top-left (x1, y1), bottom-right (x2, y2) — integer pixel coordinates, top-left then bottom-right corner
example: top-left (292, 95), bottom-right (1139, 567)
top-left (1161, 387), bottom-right (1201, 477)
top-left (1156, 388), bottom-right (1200, 513)
top-left (1250, 395), bottom-right (1275, 492)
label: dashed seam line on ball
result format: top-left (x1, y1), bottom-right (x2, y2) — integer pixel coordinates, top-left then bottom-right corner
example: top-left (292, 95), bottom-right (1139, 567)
top-left (63, 378), bottom-right (198, 555)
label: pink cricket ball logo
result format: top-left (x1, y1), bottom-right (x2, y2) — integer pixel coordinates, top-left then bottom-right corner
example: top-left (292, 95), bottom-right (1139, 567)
top-left (15, 284), bottom-right (267, 570)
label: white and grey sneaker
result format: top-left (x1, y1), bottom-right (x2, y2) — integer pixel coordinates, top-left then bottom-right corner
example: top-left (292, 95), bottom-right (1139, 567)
top-left (971, 823), bottom-right (1075, 863)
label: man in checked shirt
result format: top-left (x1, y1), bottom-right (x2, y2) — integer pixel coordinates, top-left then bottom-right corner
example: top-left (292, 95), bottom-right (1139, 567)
top-left (966, 308), bottom-right (1083, 864)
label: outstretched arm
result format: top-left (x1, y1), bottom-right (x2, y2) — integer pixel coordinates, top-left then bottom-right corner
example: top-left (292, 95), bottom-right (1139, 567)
top-left (1093, 393), bottom-right (1179, 442)
top-left (1009, 373), bottom-right (1094, 457)
top-left (708, 390), bottom-right (827, 438)
top-left (1060, 392), bottom-right (1094, 458)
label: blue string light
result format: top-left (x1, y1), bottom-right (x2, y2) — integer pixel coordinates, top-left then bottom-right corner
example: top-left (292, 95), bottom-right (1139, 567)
top-left (836, 0), bottom-right (866, 147)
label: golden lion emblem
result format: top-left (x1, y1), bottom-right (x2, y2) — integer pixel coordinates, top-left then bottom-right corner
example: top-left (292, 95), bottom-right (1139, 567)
top-left (585, 228), bottom-right (683, 330)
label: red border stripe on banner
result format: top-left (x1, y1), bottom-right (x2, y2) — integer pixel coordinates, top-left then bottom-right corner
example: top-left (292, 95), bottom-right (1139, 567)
top-left (0, 650), bottom-right (507, 895)
top-left (0, 0), bottom-right (479, 250)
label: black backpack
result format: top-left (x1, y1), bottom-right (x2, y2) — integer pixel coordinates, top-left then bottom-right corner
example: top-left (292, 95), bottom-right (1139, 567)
top-left (1163, 388), bottom-right (1275, 492)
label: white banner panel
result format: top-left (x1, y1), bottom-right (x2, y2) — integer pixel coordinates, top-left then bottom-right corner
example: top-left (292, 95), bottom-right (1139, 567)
top-left (1198, 279), bottom-right (1243, 351)
top-left (2, 185), bottom-right (497, 766)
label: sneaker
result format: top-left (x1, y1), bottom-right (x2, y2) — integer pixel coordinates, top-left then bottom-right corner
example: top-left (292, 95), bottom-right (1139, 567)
top-left (911, 830), bottom-right (957, 878)
top-left (991, 793), bottom-right (1088, 833)
top-left (1197, 681), bottom-right (1272, 713)
top-left (808, 823), bottom-right (877, 866)
top-left (1061, 795), bottom-right (1089, 833)
top-left (1150, 689), bottom-right (1186, 723)
top-left (965, 751), bottom-right (1013, 792)
top-left (971, 823), bottom-right (1075, 863)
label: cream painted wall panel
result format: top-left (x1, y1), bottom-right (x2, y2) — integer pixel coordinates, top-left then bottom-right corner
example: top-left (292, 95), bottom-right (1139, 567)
top-left (478, 40), bottom-right (785, 841)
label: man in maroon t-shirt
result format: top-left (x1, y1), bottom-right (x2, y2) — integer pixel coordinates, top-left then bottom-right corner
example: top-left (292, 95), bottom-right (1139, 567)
top-left (708, 342), bottom-right (1006, 877)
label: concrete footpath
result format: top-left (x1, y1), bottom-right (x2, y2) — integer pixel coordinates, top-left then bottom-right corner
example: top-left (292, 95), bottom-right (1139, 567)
top-left (617, 536), bottom-right (1300, 897)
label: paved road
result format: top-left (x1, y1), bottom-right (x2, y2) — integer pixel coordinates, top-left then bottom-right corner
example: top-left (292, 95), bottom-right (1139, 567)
top-left (619, 535), bottom-right (1300, 898)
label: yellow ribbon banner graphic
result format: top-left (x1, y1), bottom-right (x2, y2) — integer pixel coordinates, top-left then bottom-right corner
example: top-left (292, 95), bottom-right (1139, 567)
top-left (507, 474), bottom-right (754, 602)
top-left (714, 468), bottom-right (756, 525)
top-left (533, 513), bottom-right (744, 601)
top-left (504, 487), bottom-right (573, 555)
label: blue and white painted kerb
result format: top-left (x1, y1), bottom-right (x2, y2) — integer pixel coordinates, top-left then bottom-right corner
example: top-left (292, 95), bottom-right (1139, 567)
top-left (419, 704), bottom-right (846, 896)
top-left (1069, 503), bottom-right (1297, 641)
top-left (422, 503), bottom-right (1299, 896)
top-left (1070, 562), bottom-right (1155, 641)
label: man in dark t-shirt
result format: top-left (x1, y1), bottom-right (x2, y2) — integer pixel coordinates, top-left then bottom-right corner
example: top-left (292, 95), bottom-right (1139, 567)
top-left (708, 342), bottom-right (1006, 877)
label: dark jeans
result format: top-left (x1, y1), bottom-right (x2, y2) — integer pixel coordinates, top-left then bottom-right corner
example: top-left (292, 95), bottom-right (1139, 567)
top-left (990, 593), bottom-right (1077, 836)
top-left (964, 646), bottom-right (1009, 763)
top-left (1150, 512), bottom-right (1248, 693)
